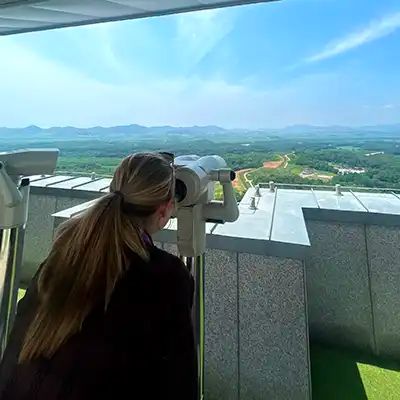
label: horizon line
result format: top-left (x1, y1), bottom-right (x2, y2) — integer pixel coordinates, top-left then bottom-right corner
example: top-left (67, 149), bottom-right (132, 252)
top-left (1, 122), bottom-right (400, 131)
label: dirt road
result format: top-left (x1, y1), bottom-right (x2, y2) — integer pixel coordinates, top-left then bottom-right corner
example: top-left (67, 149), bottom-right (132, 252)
top-left (234, 153), bottom-right (291, 189)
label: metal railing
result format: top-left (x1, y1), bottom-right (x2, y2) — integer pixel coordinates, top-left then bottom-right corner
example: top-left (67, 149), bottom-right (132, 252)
top-left (257, 181), bottom-right (400, 194)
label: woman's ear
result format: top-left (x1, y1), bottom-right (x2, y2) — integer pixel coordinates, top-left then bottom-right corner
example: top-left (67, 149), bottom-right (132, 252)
top-left (156, 199), bottom-right (175, 230)
top-left (157, 201), bottom-right (168, 219)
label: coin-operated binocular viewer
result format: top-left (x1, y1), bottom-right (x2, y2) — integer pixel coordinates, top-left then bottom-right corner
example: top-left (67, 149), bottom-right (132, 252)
top-left (0, 149), bottom-right (59, 356)
top-left (172, 155), bottom-right (239, 400)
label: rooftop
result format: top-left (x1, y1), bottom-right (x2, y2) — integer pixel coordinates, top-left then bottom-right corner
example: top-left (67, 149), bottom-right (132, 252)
top-left (0, 0), bottom-right (273, 36)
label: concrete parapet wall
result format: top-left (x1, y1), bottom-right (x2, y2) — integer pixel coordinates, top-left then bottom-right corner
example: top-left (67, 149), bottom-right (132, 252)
top-left (305, 220), bottom-right (400, 361)
top-left (22, 189), bottom-right (101, 283)
top-left (305, 220), bottom-right (374, 352)
top-left (366, 225), bottom-right (400, 360)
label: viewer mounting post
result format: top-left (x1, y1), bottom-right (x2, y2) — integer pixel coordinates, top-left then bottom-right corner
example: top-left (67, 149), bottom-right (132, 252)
top-left (0, 149), bottom-right (58, 358)
top-left (174, 155), bottom-right (239, 400)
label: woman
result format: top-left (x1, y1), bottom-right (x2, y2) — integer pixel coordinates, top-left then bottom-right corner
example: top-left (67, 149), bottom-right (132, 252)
top-left (0, 153), bottom-right (197, 399)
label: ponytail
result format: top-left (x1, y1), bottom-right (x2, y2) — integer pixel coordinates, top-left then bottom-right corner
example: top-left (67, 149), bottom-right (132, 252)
top-left (19, 193), bottom-right (148, 362)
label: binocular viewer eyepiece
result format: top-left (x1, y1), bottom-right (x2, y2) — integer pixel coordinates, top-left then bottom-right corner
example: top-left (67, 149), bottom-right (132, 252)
top-left (169, 154), bottom-right (236, 206)
top-left (168, 154), bottom-right (239, 257)
top-left (0, 149), bottom-right (59, 229)
top-left (0, 149), bottom-right (59, 179)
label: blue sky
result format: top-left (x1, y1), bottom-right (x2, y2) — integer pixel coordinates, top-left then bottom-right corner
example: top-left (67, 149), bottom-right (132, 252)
top-left (0, 0), bottom-right (399, 128)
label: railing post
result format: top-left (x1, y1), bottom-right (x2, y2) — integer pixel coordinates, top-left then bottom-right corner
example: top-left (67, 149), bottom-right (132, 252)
top-left (269, 181), bottom-right (275, 192)
top-left (249, 196), bottom-right (257, 210)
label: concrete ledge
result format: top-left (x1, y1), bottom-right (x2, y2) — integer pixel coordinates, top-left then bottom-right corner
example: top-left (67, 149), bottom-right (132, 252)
top-left (303, 207), bottom-right (400, 227)
top-left (31, 186), bottom-right (102, 200)
top-left (50, 193), bottom-right (311, 260)
top-left (207, 234), bottom-right (309, 259)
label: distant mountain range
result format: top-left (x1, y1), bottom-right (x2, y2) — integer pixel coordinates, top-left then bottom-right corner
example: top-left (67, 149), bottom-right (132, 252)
top-left (1, 123), bottom-right (400, 141)
top-left (0, 124), bottom-right (226, 135)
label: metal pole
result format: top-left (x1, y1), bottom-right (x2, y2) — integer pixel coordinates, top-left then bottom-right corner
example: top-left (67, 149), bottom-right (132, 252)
top-left (0, 225), bottom-right (25, 357)
top-left (0, 150), bottom-right (57, 360)
top-left (184, 255), bottom-right (205, 400)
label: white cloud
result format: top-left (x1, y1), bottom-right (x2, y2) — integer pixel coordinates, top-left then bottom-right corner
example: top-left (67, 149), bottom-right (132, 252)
top-left (175, 8), bottom-right (236, 68)
top-left (61, 22), bottom-right (133, 79)
top-left (362, 103), bottom-right (400, 111)
top-left (85, 24), bottom-right (125, 75)
top-left (306, 11), bottom-right (400, 63)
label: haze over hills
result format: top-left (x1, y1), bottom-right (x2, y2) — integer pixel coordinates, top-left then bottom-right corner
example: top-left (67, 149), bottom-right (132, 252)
top-left (3, 121), bottom-right (400, 196)
top-left (1, 123), bottom-right (400, 142)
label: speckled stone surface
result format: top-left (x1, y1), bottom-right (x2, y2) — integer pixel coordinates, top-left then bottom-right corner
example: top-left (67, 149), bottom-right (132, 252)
top-left (305, 220), bottom-right (374, 353)
top-left (153, 241), bottom-right (163, 249)
top-left (163, 243), bottom-right (178, 256)
top-left (54, 196), bottom-right (87, 213)
top-left (238, 254), bottom-right (310, 400)
top-left (204, 249), bottom-right (239, 400)
top-left (22, 194), bottom-right (57, 283)
top-left (22, 195), bottom-right (90, 284)
top-left (366, 225), bottom-right (400, 359)
top-left (53, 197), bottom-right (88, 235)
top-left (158, 246), bottom-right (239, 399)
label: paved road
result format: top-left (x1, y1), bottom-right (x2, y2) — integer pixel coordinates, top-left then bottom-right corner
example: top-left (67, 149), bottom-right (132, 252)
top-left (283, 154), bottom-right (291, 169)
top-left (243, 170), bottom-right (254, 187)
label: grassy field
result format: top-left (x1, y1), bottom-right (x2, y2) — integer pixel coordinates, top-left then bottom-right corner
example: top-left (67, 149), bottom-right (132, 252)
top-left (286, 163), bottom-right (303, 175)
top-left (311, 344), bottom-right (400, 400)
top-left (234, 169), bottom-right (252, 194)
top-left (18, 289), bottom-right (26, 302)
top-left (248, 161), bottom-right (310, 182)
top-left (56, 156), bottom-right (119, 176)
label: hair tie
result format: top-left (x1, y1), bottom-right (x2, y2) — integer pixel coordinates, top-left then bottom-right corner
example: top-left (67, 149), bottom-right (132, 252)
top-left (113, 190), bottom-right (124, 201)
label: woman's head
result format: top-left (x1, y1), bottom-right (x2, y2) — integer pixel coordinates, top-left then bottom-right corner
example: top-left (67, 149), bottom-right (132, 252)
top-left (19, 152), bottom-right (175, 362)
top-left (110, 152), bottom-right (176, 233)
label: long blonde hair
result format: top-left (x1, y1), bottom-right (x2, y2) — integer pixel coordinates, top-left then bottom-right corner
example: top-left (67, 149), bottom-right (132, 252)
top-left (19, 153), bottom-right (175, 362)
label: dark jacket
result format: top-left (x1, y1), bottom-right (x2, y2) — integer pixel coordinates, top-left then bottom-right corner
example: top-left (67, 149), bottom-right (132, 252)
top-left (0, 245), bottom-right (197, 400)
